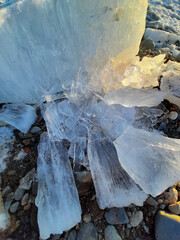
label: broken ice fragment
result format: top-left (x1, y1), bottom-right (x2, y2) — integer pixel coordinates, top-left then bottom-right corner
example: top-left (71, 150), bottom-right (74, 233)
top-left (36, 134), bottom-right (81, 239)
top-left (87, 125), bottom-right (147, 209)
top-left (114, 127), bottom-right (180, 197)
top-left (0, 126), bottom-right (14, 173)
top-left (103, 88), bottom-right (166, 107)
top-left (0, 104), bottom-right (37, 133)
top-left (0, 190), bottom-right (11, 231)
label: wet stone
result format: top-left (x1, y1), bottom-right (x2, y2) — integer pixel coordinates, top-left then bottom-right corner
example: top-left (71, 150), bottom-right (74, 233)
top-left (30, 126), bottom-right (41, 134)
top-left (105, 208), bottom-right (129, 225)
top-left (14, 188), bottom-right (26, 201)
top-left (10, 201), bottom-right (19, 213)
top-left (68, 229), bottom-right (77, 240)
top-left (2, 186), bottom-right (12, 198)
top-left (21, 192), bottom-right (29, 206)
top-left (76, 222), bottom-right (98, 240)
top-left (130, 211), bottom-right (143, 227)
top-left (105, 225), bottom-right (122, 240)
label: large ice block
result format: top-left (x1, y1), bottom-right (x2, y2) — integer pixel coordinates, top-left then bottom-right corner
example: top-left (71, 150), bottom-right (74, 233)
top-left (0, 104), bottom-right (37, 133)
top-left (36, 134), bottom-right (81, 239)
top-left (88, 125), bottom-right (147, 209)
top-left (114, 127), bottom-right (180, 197)
top-left (0, 0), bottom-right (148, 103)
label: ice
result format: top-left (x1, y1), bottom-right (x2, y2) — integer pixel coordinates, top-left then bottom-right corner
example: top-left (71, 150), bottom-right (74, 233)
top-left (0, 104), bottom-right (37, 133)
top-left (0, 0), bottom-right (147, 104)
top-left (0, 190), bottom-right (11, 231)
top-left (103, 88), bottom-right (166, 107)
top-left (94, 101), bottom-right (135, 140)
top-left (0, 126), bottom-right (14, 173)
top-left (36, 134), bottom-right (81, 239)
top-left (114, 127), bottom-right (180, 197)
top-left (87, 125), bottom-right (147, 209)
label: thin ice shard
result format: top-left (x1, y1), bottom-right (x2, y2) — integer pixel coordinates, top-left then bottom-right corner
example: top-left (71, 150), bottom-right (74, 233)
top-left (36, 134), bottom-right (81, 239)
top-left (114, 127), bottom-right (180, 197)
top-left (103, 88), bottom-right (166, 107)
top-left (0, 104), bottom-right (37, 133)
top-left (88, 126), bottom-right (147, 209)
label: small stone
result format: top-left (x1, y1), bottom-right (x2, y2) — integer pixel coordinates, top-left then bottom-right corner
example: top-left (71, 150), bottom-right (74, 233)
top-left (22, 138), bottom-right (31, 146)
top-left (14, 188), bottom-right (26, 201)
top-left (68, 229), bottom-right (76, 240)
top-left (168, 202), bottom-right (180, 215)
top-left (2, 186), bottom-right (12, 198)
top-left (7, 170), bottom-right (16, 176)
top-left (155, 210), bottom-right (180, 240)
top-left (141, 39), bottom-right (155, 51)
top-left (168, 111), bottom-right (178, 120)
top-left (10, 202), bottom-right (19, 213)
top-left (83, 214), bottom-right (91, 223)
top-left (23, 147), bottom-right (31, 154)
top-left (5, 192), bottom-right (14, 210)
top-left (175, 53), bottom-right (180, 63)
top-left (21, 193), bottom-right (29, 206)
top-left (146, 197), bottom-right (158, 207)
top-left (105, 208), bottom-right (129, 225)
top-left (157, 199), bottom-right (163, 205)
top-left (75, 171), bottom-right (92, 196)
top-left (19, 168), bottom-right (35, 190)
top-left (24, 203), bottom-right (31, 211)
top-left (76, 222), bottom-right (98, 240)
top-left (159, 204), bottom-right (165, 210)
top-left (105, 225), bottom-right (122, 240)
top-left (127, 223), bottom-right (131, 229)
top-left (130, 211), bottom-right (143, 227)
top-left (31, 182), bottom-right (38, 196)
top-left (30, 126), bottom-right (41, 134)
top-left (164, 187), bottom-right (178, 204)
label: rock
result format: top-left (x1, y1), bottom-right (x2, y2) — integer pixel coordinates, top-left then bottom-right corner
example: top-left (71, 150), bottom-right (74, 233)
top-left (141, 39), bottom-right (155, 51)
top-left (157, 199), bottom-right (163, 205)
top-left (175, 53), bottom-right (180, 63)
top-left (164, 187), bottom-right (178, 204)
top-left (10, 202), bottom-right (19, 213)
top-left (168, 202), bottom-right (180, 215)
top-left (159, 204), bottom-right (165, 210)
top-left (68, 229), bottom-right (76, 240)
top-left (24, 203), bottom-right (31, 211)
top-left (76, 222), bottom-right (98, 240)
top-left (105, 225), bottom-right (122, 240)
top-left (155, 210), bottom-right (180, 240)
top-left (19, 168), bottom-right (35, 190)
top-left (7, 170), bottom-right (16, 176)
top-left (83, 214), bottom-right (91, 223)
top-left (31, 182), bottom-right (38, 196)
top-left (22, 138), bottom-right (31, 146)
top-left (130, 211), bottom-right (143, 227)
top-left (105, 208), bottom-right (129, 225)
top-left (74, 171), bottom-right (92, 196)
top-left (14, 188), bottom-right (26, 201)
top-left (168, 111), bottom-right (178, 120)
top-left (2, 186), bottom-right (12, 198)
top-left (5, 192), bottom-right (14, 210)
top-left (30, 126), bottom-right (41, 134)
top-left (21, 193), bottom-right (29, 206)
top-left (146, 196), bottom-right (158, 207)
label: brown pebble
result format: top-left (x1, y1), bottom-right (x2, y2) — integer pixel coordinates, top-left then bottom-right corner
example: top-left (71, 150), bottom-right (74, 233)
top-left (22, 139), bottom-right (31, 146)
top-left (75, 223), bottom-right (80, 230)
top-left (157, 199), bottom-right (163, 204)
top-left (23, 203), bottom-right (31, 211)
top-left (163, 187), bottom-right (178, 204)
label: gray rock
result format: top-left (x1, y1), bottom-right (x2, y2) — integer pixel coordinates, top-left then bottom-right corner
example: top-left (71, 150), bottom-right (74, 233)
top-left (105, 208), bottom-right (129, 225)
top-left (83, 214), bottom-right (91, 223)
top-left (76, 222), bottom-right (98, 240)
top-left (14, 187), bottom-right (26, 201)
top-left (141, 39), bottom-right (155, 51)
top-left (68, 229), bottom-right (76, 240)
top-left (168, 111), bottom-right (178, 120)
top-left (21, 193), bottom-right (29, 206)
top-left (5, 192), bottom-right (14, 210)
top-left (159, 204), bottom-right (165, 210)
top-left (10, 202), bottom-right (19, 213)
top-left (146, 196), bottom-right (158, 207)
top-left (164, 187), bottom-right (178, 204)
top-left (130, 211), bottom-right (143, 227)
top-left (168, 202), bottom-right (180, 215)
top-left (105, 225), bottom-right (122, 240)
top-left (2, 186), bottom-right (12, 198)
top-left (175, 53), bottom-right (180, 63)
top-left (75, 171), bottom-right (92, 196)
top-left (155, 210), bottom-right (180, 240)
top-left (30, 126), bottom-right (41, 134)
